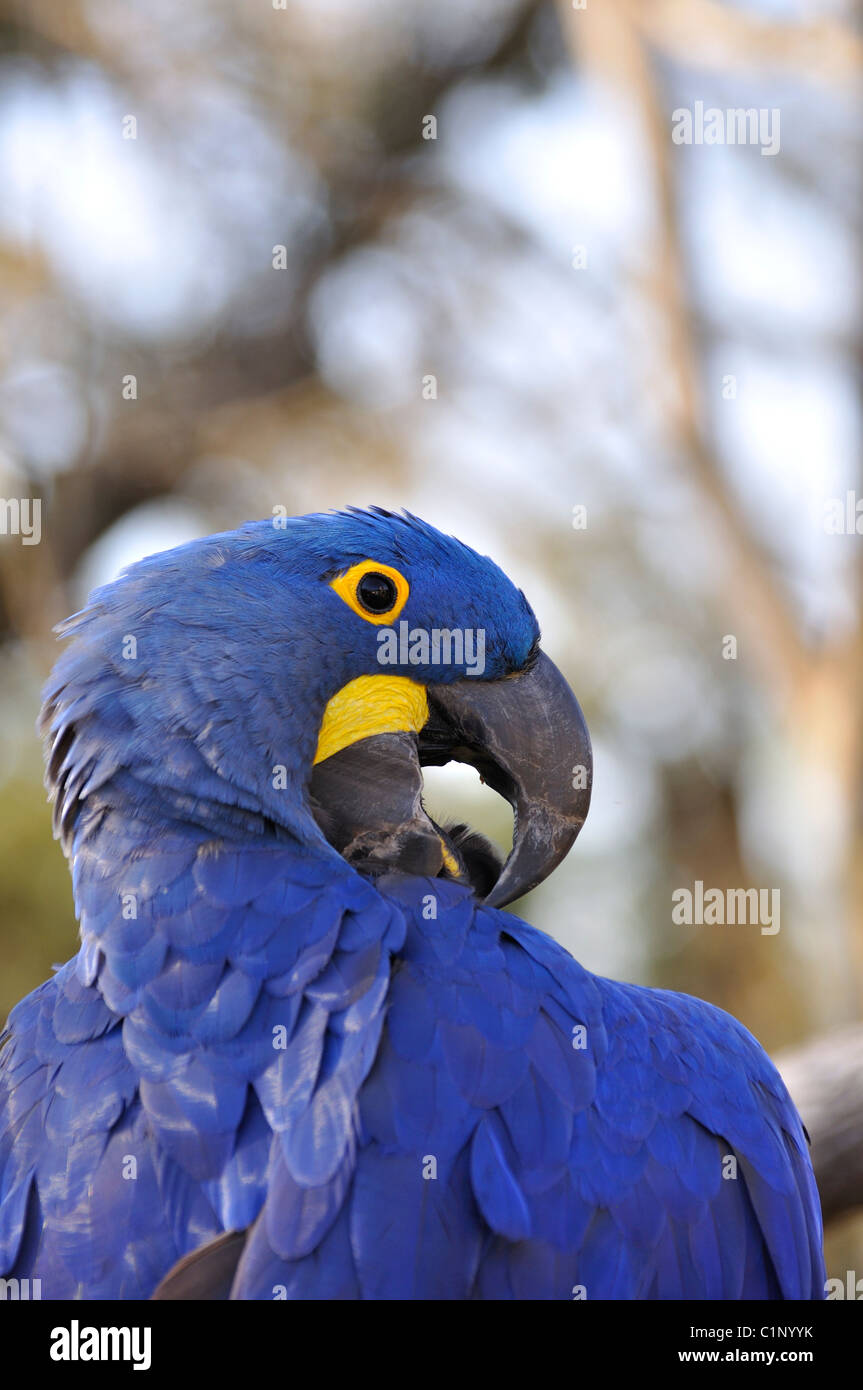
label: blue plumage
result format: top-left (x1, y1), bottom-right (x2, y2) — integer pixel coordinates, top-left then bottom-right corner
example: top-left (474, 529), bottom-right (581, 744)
top-left (0, 509), bottom-right (824, 1298)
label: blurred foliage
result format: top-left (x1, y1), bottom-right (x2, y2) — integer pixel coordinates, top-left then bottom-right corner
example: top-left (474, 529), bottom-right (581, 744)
top-left (0, 765), bottom-right (76, 1022)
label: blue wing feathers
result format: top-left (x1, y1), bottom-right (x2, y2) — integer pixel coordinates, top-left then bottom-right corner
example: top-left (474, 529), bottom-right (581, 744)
top-left (0, 858), bottom-right (824, 1298)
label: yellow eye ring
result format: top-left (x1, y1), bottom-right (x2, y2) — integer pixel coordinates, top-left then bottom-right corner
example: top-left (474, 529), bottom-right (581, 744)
top-left (329, 559), bottom-right (410, 625)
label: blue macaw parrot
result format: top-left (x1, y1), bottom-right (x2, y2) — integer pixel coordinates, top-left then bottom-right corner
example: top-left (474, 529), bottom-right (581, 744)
top-left (0, 508), bottom-right (824, 1299)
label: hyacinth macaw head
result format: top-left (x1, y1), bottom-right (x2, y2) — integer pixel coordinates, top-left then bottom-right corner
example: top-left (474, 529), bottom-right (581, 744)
top-left (43, 508), bottom-right (592, 907)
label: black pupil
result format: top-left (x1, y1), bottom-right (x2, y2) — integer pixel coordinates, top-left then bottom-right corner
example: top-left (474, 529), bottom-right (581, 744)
top-left (357, 571), bottom-right (397, 614)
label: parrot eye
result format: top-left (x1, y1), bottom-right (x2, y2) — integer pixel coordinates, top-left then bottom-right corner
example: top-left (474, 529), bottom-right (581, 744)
top-left (357, 572), bottom-right (397, 614)
top-left (329, 559), bottom-right (410, 624)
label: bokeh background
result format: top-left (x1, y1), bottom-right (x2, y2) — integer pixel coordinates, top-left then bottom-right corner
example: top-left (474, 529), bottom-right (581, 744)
top-left (0, 0), bottom-right (861, 1285)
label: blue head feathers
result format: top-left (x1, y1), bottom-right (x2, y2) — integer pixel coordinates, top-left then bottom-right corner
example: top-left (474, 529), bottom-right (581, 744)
top-left (41, 508), bottom-right (540, 857)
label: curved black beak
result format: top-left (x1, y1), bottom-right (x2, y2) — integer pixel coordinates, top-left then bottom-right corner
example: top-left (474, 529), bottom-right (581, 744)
top-left (309, 731), bottom-right (448, 878)
top-left (308, 651), bottom-right (592, 908)
top-left (419, 651), bottom-right (592, 906)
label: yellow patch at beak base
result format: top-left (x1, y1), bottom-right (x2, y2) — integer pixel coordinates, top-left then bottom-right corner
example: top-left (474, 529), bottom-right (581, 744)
top-left (313, 675), bottom-right (429, 766)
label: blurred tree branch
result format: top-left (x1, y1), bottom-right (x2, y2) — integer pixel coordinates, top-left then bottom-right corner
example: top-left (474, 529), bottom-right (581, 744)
top-left (779, 1026), bottom-right (863, 1225)
top-left (636, 0), bottom-right (863, 87)
top-left (559, 0), bottom-right (811, 699)
top-left (558, 0), bottom-right (863, 1024)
